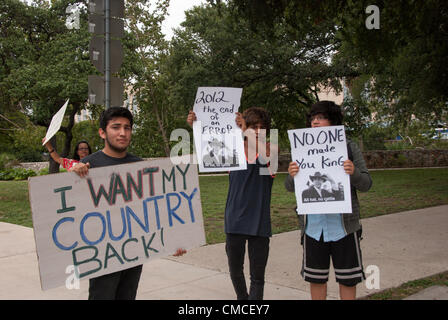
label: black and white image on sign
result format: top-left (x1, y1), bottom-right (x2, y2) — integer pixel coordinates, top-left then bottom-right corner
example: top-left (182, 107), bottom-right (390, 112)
top-left (202, 135), bottom-right (239, 168)
top-left (302, 171), bottom-right (345, 203)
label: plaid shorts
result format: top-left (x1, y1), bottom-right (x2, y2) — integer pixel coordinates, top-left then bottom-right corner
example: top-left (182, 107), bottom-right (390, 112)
top-left (301, 231), bottom-right (365, 287)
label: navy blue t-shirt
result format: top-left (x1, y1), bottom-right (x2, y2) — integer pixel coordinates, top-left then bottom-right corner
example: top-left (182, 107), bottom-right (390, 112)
top-left (224, 157), bottom-right (274, 237)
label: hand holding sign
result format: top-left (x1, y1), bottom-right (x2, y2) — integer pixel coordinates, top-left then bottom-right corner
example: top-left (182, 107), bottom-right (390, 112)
top-left (235, 112), bottom-right (245, 130)
top-left (186, 110), bottom-right (197, 127)
top-left (288, 161), bottom-right (300, 177)
top-left (343, 159), bottom-right (355, 175)
top-left (72, 162), bottom-right (90, 177)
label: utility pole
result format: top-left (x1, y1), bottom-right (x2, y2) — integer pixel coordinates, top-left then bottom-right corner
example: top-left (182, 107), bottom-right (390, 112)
top-left (88, 0), bottom-right (124, 109)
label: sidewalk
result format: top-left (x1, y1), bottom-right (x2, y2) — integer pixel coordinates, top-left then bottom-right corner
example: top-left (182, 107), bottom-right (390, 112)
top-left (0, 205), bottom-right (447, 300)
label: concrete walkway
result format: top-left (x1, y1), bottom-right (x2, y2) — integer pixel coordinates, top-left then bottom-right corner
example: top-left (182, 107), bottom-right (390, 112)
top-left (0, 205), bottom-right (447, 300)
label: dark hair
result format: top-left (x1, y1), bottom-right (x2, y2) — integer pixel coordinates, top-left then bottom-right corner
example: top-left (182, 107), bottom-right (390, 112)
top-left (72, 140), bottom-right (92, 161)
top-left (307, 100), bottom-right (343, 127)
top-left (243, 107), bottom-right (271, 131)
top-left (99, 106), bottom-right (134, 131)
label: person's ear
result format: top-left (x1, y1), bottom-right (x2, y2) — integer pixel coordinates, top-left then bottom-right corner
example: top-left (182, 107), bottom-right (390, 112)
top-left (99, 127), bottom-right (106, 140)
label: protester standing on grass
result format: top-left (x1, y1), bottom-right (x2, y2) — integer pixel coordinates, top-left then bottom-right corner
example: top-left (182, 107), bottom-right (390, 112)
top-left (188, 107), bottom-right (278, 300)
top-left (43, 139), bottom-right (92, 171)
top-left (73, 106), bottom-right (185, 300)
top-left (285, 100), bottom-right (372, 300)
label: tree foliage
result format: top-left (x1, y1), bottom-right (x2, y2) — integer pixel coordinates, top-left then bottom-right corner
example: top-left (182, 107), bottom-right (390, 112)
top-left (124, 0), bottom-right (181, 157)
top-left (232, 0), bottom-right (448, 128)
top-left (0, 0), bottom-right (176, 163)
top-left (166, 2), bottom-right (351, 146)
top-left (0, 0), bottom-right (96, 170)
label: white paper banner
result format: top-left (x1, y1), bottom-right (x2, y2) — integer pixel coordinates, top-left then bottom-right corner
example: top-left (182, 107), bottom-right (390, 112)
top-left (28, 157), bottom-right (205, 290)
top-left (192, 87), bottom-right (246, 172)
top-left (288, 125), bottom-right (352, 214)
top-left (42, 99), bottom-right (69, 146)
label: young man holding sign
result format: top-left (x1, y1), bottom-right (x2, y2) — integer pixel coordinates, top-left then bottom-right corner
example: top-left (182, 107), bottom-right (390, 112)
top-left (73, 107), bottom-right (185, 299)
top-left (188, 107), bottom-right (278, 300)
top-left (285, 101), bottom-right (372, 300)
top-left (72, 107), bottom-right (143, 299)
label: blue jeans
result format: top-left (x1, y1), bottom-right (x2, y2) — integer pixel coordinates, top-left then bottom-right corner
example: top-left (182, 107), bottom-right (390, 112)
top-left (225, 233), bottom-right (270, 300)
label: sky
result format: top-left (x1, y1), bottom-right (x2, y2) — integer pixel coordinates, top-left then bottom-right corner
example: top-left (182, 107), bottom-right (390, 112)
top-left (161, 0), bottom-right (207, 39)
top-left (21, 0), bottom-right (206, 40)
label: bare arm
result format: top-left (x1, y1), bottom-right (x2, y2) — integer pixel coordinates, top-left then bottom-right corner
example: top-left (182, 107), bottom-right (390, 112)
top-left (42, 138), bottom-right (63, 165)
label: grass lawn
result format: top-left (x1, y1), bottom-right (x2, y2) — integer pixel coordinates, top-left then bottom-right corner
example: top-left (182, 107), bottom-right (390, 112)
top-left (1, 168), bottom-right (448, 245)
top-left (360, 271), bottom-right (448, 300)
top-left (200, 168), bottom-right (448, 243)
top-left (0, 179), bottom-right (33, 227)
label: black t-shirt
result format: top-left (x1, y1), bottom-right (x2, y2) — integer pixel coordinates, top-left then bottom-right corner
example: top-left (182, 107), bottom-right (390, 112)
top-left (81, 150), bottom-right (142, 168)
top-left (224, 157), bottom-right (274, 237)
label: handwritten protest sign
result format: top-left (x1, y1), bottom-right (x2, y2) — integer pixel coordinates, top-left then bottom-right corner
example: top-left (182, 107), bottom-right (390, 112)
top-left (42, 99), bottom-right (69, 146)
top-left (192, 87), bottom-right (246, 172)
top-left (288, 125), bottom-right (352, 214)
top-left (28, 157), bottom-right (205, 290)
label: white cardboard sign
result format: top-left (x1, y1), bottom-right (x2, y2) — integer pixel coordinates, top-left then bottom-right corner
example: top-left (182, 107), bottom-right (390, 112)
top-left (192, 87), bottom-right (246, 172)
top-left (288, 125), bottom-right (352, 214)
top-left (42, 99), bottom-right (69, 146)
top-left (28, 157), bottom-right (205, 290)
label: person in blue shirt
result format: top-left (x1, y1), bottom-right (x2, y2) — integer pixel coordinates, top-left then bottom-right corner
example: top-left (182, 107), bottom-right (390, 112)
top-left (285, 101), bottom-right (372, 300)
top-left (187, 107), bottom-right (278, 300)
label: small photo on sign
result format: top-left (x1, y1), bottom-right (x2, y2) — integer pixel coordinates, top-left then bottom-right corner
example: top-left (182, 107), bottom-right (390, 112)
top-left (301, 171), bottom-right (345, 203)
top-left (201, 135), bottom-right (240, 169)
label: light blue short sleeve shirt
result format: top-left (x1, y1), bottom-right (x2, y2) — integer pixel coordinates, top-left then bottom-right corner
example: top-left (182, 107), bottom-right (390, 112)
top-left (305, 213), bottom-right (346, 242)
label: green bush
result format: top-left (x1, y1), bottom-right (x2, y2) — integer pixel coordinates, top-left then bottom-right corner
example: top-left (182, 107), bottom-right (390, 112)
top-left (14, 149), bottom-right (44, 162)
top-left (38, 167), bottom-right (67, 175)
top-left (0, 167), bottom-right (37, 180)
top-left (38, 167), bottom-right (49, 175)
top-left (385, 140), bottom-right (413, 150)
top-left (385, 138), bottom-right (448, 150)
top-left (358, 124), bottom-right (396, 151)
top-left (11, 126), bottom-right (47, 162)
top-left (426, 139), bottom-right (448, 150)
top-left (0, 153), bottom-right (20, 170)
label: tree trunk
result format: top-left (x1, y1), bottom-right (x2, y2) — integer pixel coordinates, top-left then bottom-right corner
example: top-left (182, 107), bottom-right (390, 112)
top-left (148, 88), bottom-right (171, 157)
top-left (48, 135), bottom-right (60, 174)
top-left (153, 104), bottom-right (171, 157)
top-left (60, 102), bottom-right (80, 158)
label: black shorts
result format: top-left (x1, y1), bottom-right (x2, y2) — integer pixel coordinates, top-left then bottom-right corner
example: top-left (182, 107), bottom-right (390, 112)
top-left (301, 231), bottom-right (365, 287)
